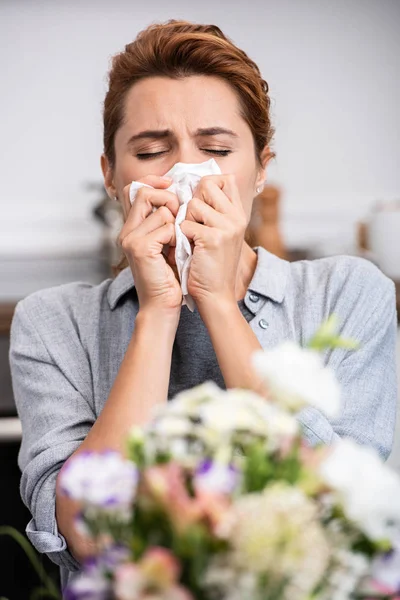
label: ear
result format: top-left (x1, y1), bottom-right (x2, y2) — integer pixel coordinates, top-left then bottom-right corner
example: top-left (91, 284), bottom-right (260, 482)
top-left (255, 145), bottom-right (273, 189)
top-left (101, 154), bottom-right (117, 200)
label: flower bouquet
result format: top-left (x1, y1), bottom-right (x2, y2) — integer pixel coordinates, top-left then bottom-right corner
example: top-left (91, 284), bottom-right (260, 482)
top-left (60, 317), bottom-right (400, 600)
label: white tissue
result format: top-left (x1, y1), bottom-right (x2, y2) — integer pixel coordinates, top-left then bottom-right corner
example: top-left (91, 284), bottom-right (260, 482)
top-left (129, 158), bottom-right (221, 312)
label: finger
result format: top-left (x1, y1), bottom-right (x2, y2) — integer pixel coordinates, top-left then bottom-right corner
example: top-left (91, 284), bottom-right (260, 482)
top-left (137, 174), bottom-right (173, 189)
top-left (194, 174), bottom-right (242, 211)
top-left (185, 197), bottom-right (227, 229)
top-left (130, 205), bottom-right (176, 241)
top-left (123, 187), bottom-right (180, 233)
top-left (122, 222), bottom-right (176, 258)
top-left (146, 222), bottom-right (176, 249)
top-left (123, 182), bottom-right (179, 213)
top-left (134, 186), bottom-right (180, 216)
top-left (180, 220), bottom-right (216, 247)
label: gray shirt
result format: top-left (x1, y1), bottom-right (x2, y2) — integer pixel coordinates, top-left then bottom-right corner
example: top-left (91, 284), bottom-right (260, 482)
top-left (8, 247), bottom-right (398, 589)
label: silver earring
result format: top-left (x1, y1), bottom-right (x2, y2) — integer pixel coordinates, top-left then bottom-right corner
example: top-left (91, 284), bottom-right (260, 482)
top-left (256, 185), bottom-right (263, 194)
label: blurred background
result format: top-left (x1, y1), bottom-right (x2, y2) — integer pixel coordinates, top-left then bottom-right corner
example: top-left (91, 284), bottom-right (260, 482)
top-left (0, 0), bottom-right (399, 596)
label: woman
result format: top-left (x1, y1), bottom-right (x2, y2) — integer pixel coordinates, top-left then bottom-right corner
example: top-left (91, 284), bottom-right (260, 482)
top-left (9, 20), bottom-right (397, 590)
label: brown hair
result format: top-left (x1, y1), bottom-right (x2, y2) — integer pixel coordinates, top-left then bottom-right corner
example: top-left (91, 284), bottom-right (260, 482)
top-left (103, 20), bottom-right (275, 277)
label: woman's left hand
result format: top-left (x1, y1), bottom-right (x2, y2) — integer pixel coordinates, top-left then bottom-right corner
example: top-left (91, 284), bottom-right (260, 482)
top-left (180, 174), bottom-right (247, 308)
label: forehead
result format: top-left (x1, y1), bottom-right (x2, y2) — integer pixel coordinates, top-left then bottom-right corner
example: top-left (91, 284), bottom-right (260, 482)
top-left (121, 75), bottom-right (247, 132)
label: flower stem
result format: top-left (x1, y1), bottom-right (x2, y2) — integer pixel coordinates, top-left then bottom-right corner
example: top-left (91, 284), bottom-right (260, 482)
top-left (0, 526), bottom-right (60, 599)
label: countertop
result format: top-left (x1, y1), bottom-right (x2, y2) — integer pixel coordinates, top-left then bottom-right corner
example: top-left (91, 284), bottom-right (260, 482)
top-left (0, 253), bottom-right (112, 333)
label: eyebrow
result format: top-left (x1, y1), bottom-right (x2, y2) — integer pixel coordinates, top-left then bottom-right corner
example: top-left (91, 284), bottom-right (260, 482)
top-left (127, 127), bottom-right (239, 144)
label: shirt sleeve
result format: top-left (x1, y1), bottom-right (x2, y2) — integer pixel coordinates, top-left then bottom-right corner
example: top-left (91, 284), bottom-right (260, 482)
top-left (9, 295), bottom-right (96, 571)
top-left (297, 258), bottom-right (398, 460)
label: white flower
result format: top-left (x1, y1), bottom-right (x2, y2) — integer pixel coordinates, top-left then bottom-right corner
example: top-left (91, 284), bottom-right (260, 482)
top-left (194, 388), bottom-right (298, 443)
top-left (203, 556), bottom-right (258, 600)
top-left (60, 451), bottom-right (138, 513)
top-left (149, 384), bottom-right (299, 461)
top-left (319, 549), bottom-right (369, 600)
top-left (198, 390), bottom-right (269, 435)
top-left (320, 438), bottom-right (400, 542)
top-left (252, 341), bottom-right (341, 417)
top-left (224, 483), bottom-right (330, 594)
top-left (259, 403), bottom-right (299, 450)
top-left (151, 415), bottom-right (193, 438)
top-left (166, 382), bottom-right (223, 416)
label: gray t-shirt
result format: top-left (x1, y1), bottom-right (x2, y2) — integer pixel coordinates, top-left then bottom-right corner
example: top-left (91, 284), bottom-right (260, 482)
top-left (9, 246), bottom-right (397, 589)
top-left (169, 298), bottom-right (254, 398)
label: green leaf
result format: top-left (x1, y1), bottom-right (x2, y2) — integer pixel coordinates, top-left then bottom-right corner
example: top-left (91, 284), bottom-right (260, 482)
top-left (126, 427), bottom-right (146, 468)
top-left (30, 589), bottom-right (61, 600)
top-left (307, 314), bottom-right (359, 352)
top-left (243, 442), bottom-right (273, 492)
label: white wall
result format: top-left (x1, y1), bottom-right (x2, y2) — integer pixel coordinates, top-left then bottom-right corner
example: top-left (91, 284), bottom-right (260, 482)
top-left (1, 0), bottom-right (399, 255)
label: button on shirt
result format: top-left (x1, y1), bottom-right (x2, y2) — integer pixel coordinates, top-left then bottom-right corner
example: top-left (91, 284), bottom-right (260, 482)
top-left (8, 247), bottom-right (398, 589)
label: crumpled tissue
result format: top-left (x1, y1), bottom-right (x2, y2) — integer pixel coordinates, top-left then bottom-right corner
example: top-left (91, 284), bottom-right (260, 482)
top-left (129, 158), bottom-right (221, 312)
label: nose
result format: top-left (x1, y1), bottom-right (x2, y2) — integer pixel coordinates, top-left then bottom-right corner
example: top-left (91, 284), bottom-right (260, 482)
top-left (172, 140), bottom-right (205, 166)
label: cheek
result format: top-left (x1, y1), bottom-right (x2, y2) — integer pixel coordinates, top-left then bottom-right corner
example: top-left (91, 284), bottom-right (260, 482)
top-left (112, 164), bottom-right (135, 220)
top-left (233, 173), bottom-right (256, 221)
top-left (116, 151), bottom-right (170, 187)
top-left (114, 158), bottom-right (138, 190)
top-left (222, 154), bottom-right (258, 221)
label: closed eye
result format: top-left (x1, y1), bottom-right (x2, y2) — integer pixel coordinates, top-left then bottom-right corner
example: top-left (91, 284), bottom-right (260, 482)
top-left (136, 149), bottom-right (232, 160)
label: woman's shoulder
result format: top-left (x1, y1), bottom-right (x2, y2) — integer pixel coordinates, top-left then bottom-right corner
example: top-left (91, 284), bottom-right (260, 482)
top-left (286, 253), bottom-right (396, 333)
top-left (11, 276), bottom-right (115, 339)
top-left (288, 253), bottom-right (395, 302)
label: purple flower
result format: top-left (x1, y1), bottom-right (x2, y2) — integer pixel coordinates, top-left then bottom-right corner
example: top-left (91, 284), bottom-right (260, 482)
top-left (63, 572), bottom-right (110, 600)
top-left (59, 450), bottom-right (138, 512)
top-left (372, 537), bottom-right (400, 592)
top-left (101, 544), bottom-right (131, 571)
top-left (64, 545), bottom-right (131, 600)
top-left (194, 459), bottom-right (240, 495)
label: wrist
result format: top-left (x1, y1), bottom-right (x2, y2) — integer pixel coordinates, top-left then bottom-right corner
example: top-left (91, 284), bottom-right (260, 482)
top-left (197, 295), bottom-right (240, 325)
top-left (136, 306), bottom-right (180, 336)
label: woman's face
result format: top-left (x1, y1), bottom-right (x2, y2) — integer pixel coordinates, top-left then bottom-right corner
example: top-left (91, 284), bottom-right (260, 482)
top-left (102, 75), bottom-right (269, 221)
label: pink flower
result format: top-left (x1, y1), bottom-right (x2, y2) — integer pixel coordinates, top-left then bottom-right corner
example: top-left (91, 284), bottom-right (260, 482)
top-left (144, 464), bottom-right (203, 532)
top-left (113, 551), bottom-right (193, 600)
top-left (114, 563), bottom-right (142, 600)
top-left (195, 488), bottom-right (231, 534)
top-left (366, 580), bottom-right (400, 600)
top-left (144, 463), bottom-right (231, 536)
top-left (140, 548), bottom-right (181, 588)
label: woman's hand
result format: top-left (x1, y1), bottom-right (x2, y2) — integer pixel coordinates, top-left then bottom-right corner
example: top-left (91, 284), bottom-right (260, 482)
top-left (118, 175), bottom-right (182, 316)
top-left (180, 174), bottom-right (247, 308)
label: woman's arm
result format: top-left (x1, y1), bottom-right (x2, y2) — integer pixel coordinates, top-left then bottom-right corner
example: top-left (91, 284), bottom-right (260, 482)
top-left (11, 176), bottom-right (182, 568)
top-left (197, 297), bottom-right (266, 395)
top-left (301, 264), bottom-right (397, 460)
top-left (55, 308), bottom-right (178, 562)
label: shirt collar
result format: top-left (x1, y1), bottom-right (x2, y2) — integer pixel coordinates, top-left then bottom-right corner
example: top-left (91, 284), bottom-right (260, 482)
top-left (247, 246), bottom-right (289, 304)
top-left (107, 266), bottom-right (136, 310)
top-left (107, 246), bottom-right (289, 310)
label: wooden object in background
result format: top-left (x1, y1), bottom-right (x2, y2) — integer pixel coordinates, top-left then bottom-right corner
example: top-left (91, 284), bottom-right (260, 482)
top-left (356, 221), bottom-right (369, 252)
top-left (245, 184), bottom-right (287, 260)
top-left (0, 303), bottom-right (16, 336)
